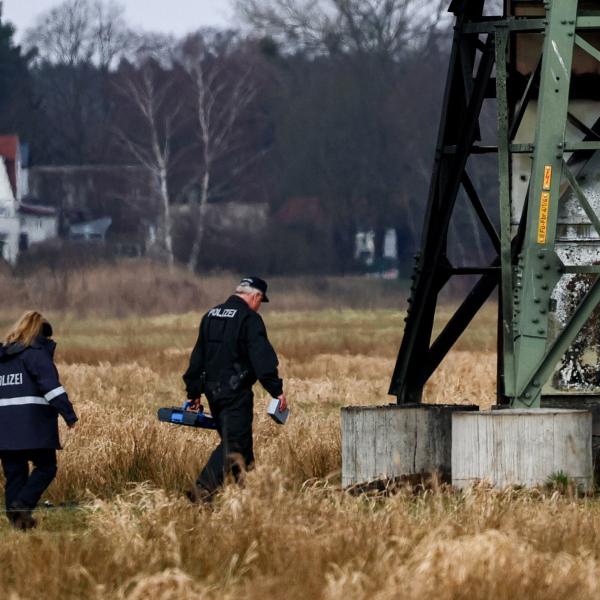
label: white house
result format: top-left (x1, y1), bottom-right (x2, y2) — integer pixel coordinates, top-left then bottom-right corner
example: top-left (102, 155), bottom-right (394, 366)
top-left (0, 157), bottom-right (19, 265)
top-left (0, 135), bottom-right (58, 265)
top-left (19, 202), bottom-right (59, 249)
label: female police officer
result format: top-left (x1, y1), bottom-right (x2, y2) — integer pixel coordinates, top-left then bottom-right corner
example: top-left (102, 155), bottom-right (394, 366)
top-left (0, 311), bottom-right (78, 530)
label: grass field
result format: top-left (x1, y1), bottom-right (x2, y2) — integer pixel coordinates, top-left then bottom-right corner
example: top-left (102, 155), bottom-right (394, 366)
top-left (1, 301), bottom-right (599, 599)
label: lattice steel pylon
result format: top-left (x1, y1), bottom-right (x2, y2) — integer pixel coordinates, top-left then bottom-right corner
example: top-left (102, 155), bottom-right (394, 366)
top-left (390, 0), bottom-right (600, 408)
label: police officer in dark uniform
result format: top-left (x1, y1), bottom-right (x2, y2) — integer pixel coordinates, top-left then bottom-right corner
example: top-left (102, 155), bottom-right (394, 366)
top-left (183, 277), bottom-right (287, 500)
top-left (0, 311), bottom-right (78, 530)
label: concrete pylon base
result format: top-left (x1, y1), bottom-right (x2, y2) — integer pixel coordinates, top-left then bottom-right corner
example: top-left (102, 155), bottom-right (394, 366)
top-left (452, 409), bottom-right (593, 491)
top-left (341, 404), bottom-right (477, 487)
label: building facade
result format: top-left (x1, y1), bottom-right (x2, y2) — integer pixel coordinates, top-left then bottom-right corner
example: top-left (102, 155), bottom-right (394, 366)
top-left (0, 135), bottom-right (58, 265)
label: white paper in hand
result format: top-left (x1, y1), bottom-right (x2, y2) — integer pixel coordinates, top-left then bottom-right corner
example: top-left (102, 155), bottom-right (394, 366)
top-left (267, 398), bottom-right (289, 425)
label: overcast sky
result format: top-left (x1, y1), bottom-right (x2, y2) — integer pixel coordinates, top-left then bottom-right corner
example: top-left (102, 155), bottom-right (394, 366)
top-left (3, 0), bottom-right (236, 39)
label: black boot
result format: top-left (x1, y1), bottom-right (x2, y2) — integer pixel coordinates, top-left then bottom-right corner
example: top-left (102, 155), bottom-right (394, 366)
top-left (185, 486), bottom-right (214, 504)
top-left (9, 501), bottom-right (36, 531)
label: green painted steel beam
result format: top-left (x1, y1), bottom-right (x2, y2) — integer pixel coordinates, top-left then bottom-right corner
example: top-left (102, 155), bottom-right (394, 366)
top-left (517, 276), bottom-right (600, 403)
top-left (511, 144), bottom-right (535, 153)
top-left (462, 15), bottom-right (600, 35)
top-left (577, 16), bottom-right (600, 29)
top-left (565, 266), bottom-right (600, 274)
top-left (390, 0), bottom-right (600, 409)
top-left (509, 55), bottom-right (543, 141)
top-left (567, 112), bottom-right (600, 140)
top-left (496, 28), bottom-right (515, 398)
top-left (575, 34), bottom-right (600, 64)
top-left (443, 144), bottom-right (538, 154)
top-left (388, 0), bottom-right (489, 402)
top-left (463, 18), bottom-right (545, 34)
top-left (511, 0), bottom-right (580, 409)
top-left (565, 142), bottom-right (600, 151)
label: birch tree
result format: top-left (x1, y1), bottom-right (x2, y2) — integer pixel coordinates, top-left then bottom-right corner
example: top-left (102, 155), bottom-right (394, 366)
top-left (178, 34), bottom-right (260, 273)
top-left (115, 61), bottom-right (184, 266)
top-left (26, 0), bottom-right (130, 69)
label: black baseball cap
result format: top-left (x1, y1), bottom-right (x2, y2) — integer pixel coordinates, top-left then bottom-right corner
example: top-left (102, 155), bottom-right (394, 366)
top-left (239, 276), bottom-right (269, 302)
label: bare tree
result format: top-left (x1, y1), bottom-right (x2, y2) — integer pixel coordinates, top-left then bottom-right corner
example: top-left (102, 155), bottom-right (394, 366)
top-left (25, 0), bottom-right (132, 163)
top-left (237, 0), bottom-right (453, 270)
top-left (236, 0), bottom-right (449, 57)
top-left (26, 0), bottom-right (130, 69)
top-left (114, 61), bottom-right (185, 266)
top-left (178, 33), bottom-right (260, 273)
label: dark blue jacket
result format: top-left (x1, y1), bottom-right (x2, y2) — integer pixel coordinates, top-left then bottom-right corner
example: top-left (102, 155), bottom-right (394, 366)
top-left (183, 295), bottom-right (283, 400)
top-left (0, 336), bottom-right (78, 450)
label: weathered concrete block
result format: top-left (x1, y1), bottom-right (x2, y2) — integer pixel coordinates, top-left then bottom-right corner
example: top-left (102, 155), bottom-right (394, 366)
top-left (341, 404), bottom-right (477, 487)
top-left (542, 396), bottom-right (600, 466)
top-left (452, 409), bottom-right (593, 491)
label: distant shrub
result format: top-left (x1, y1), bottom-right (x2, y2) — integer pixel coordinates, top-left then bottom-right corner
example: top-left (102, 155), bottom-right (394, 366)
top-left (0, 258), bottom-right (408, 317)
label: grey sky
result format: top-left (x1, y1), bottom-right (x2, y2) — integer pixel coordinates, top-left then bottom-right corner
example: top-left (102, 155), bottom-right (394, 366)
top-left (3, 0), bottom-right (236, 39)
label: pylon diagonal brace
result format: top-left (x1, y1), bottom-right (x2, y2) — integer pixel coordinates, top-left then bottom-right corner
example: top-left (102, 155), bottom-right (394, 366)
top-left (391, 37), bottom-right (495, 395)
top-left (496, 25), bottom-right (514, 399)
top-left (389, 3), bottom-right (493, 402)
top-left (517, 275), bottom-right (600, 403)
top-left (567, 113), bottom-right (600, 141)
top-left (562, 162), bottom-right (600, 238)
top-left (575, 35), bottom-right (600, 64)
top-left (509, 54), bottom-right (542, 141)
top-left (461, 172), bottom-right (501, 253)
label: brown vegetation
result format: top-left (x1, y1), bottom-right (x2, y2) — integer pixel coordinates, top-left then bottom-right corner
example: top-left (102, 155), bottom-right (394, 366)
top-left (0, 299), bottom-right (588, 600)
top-left (0, 260), bottom-right (411, 316)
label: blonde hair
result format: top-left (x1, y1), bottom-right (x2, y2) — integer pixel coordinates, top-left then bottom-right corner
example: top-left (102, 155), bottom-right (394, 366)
top-left (4, 311), bottom-right (46, 347)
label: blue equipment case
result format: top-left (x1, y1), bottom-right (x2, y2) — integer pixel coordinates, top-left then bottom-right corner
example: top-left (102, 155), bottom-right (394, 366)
top-left (157, 402), bottom-right (218, 430)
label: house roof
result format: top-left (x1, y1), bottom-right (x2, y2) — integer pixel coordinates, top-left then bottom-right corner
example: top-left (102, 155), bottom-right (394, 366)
top-left (0, 135), bottom-right (19, 196)
top-left (275, 196), bottom-right (325, 226)
top-left (19, 202), bottom-right (57, 217)
top-left (0, 135), bottom-right (19, 161)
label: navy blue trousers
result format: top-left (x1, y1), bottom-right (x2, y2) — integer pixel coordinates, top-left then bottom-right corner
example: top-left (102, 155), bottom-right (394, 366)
top-left (0, 449), bottom-right (57, 511)
top-left (197, 389), bottom-right (254, 493)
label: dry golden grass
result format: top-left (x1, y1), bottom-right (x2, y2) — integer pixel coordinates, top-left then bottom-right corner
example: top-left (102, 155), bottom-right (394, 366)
top-left (0, 303), bottom-right (589, 600)
top-left (0, 260), bottom-right (411, 316)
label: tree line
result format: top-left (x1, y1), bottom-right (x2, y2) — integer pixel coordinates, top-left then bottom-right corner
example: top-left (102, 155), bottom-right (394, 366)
top-left (0, 0), bottom-right (496, 275)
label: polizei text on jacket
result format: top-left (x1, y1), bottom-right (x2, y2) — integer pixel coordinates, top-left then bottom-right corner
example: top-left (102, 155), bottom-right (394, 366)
top-left (0, 373), bottom-right (23, 386)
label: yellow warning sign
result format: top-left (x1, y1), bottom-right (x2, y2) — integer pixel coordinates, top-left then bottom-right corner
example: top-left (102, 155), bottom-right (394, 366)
top-left (537, 191), bottom-right (550, 244)
top-left (543, 165), bottom-right (552, 190)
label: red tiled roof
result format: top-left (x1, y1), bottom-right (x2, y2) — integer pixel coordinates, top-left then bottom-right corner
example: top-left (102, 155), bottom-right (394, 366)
top-left (276, 196), bottom-right (324, 225)
top-left (19, 202), bottom-right (56, 217)
top-left (0, 135), bottom-right (18, 161)
top-left (0, 135), bottom-right (19, 196)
